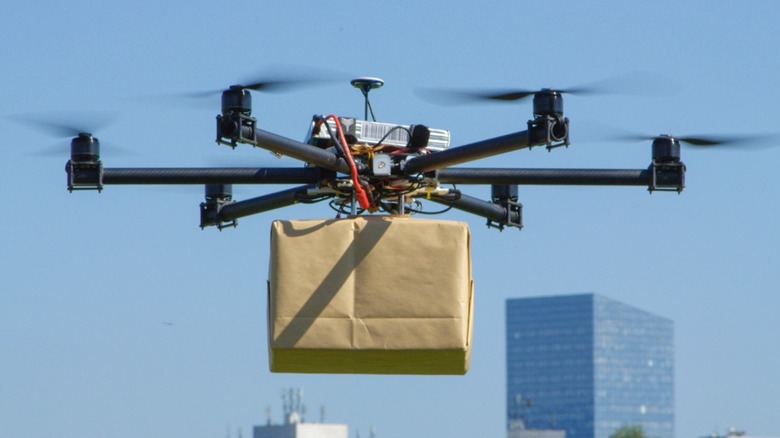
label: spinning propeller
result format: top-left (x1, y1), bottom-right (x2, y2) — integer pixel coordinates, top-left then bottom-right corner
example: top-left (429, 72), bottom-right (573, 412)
top-left (178, 66), bottom-right (349, 114)
top-left (8, 111), bottom-right (119, 160)
top-left (185, 75), bottom-right (335, 98)
top-left (417, 72), bottom-right (678, 119)
top-left (418, 85), bottom-right (602, 104)
top-left (619, 133), bottom-right (758, 148)
top-left (152, 74), bottom-right (336, 112)
top-left (604, 131), bottom-right (780, 165)
top-left (417, 80), bottom-right (612, 121)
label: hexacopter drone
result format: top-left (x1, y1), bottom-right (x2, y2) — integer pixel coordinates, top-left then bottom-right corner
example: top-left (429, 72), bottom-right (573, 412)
top-left (62, 75), bottom-right (711, 230)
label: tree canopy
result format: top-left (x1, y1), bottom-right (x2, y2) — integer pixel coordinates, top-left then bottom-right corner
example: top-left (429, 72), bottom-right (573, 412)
top-left (610, 425), bottom-right (648, 438)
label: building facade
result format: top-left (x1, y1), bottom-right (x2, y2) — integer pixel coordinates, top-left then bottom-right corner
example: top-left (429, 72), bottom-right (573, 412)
top-left (253, 389), bottom-right (348, 438)
top-left (253, 423), bottom-right (348, 438)
top-left (506, 294), bottom-right (673, 438)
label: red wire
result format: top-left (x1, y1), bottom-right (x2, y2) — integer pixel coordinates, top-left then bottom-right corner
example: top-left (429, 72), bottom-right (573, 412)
top-left (324, 115), bottom-right (370, 210)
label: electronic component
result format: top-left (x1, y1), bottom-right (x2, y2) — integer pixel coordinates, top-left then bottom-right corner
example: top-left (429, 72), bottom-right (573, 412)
top-left (372, 154), bottom-right (392, 176)
top-left (306, 117), bottom-right (451, 151)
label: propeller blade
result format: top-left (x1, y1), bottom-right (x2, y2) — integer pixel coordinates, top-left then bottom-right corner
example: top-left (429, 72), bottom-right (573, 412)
top-left (552, 71), bottom-right (680, 97)
top-left (7, 111), bottom-right (138, 159)
top-left (417, 71), bottom-right (678, 106)
top-left (555, 86), bottom-right (604, 95)
top-left (178, 65), bottom-right (349, 99)
top-left (240, 77), bottom-right (325, 93)
top-left (677, 135), bottom-right (738, 147)
top-left (41, 122), bottom-right (85, 138)
top-left (26, 139), bottom-right (133, 158)
top-left (677, 134), bottom-right (780, 149)
top-left (416, 85), bottom-right (602, 105)
top-left (414, 88), bottom-right (529, 105)
top-left (178, 79), bottom-right (324, 98)
top-left (8, 111), bottom-right (117, 138)
top-left (177, 89), bottom-right (223, 99)
top-left (595, 125), bottom-right (780, 150)
top-left (478, 90), bottom-right (538, 101)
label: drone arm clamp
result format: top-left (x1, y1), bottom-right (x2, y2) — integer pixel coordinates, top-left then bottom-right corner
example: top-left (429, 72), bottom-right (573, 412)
top-left (216, 112), bottom-right (257, 148)
top-left (66, 159), bottom-right (103, 192)
top-left (429, 192), bottom-right (522, 231)
top-left (648, 161), bottom-right (686, 193)
top-left (200, 184), bottom-right (316, 229)
top-left (527, 115), bottom-right (569, 151)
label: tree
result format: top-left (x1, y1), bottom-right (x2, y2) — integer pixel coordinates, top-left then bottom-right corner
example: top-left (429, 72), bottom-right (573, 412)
top-left (610, 425), bottom-right (648, 438)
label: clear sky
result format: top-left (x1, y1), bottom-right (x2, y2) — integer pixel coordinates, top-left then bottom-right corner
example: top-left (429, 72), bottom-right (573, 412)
top-left (2, 1), bottom-right (779, 437)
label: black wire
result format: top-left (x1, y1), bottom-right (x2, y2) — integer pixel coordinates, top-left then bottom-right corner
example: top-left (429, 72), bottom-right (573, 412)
top-left (328, 196), bottom-right (368, 216)
top-left (295, 194), bottom-right (334, 204)
top-left (406, 201), bottom-right (453, 215)
top-left (377, 201), bottom-right (398, 214)
top-left (373, 125), bottom-right (411, 147)
top-left (328, 198), bottom-right (350, 215)
top-left (382, 184), bottom-right (421, 197)
top-left (314, 115), bottom-right (346, 159)
top-left (359, 178), bottom-right (375, 206)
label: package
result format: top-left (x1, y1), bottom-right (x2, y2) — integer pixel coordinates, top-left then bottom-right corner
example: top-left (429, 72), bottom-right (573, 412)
top-left (268, 215), bottom-right (473, 374)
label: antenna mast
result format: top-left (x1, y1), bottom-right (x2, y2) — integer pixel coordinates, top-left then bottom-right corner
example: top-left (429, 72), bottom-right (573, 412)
top-left (351, 77), bottom-right (384, 121)
top-left (281, 387), bottom-right (305, 425)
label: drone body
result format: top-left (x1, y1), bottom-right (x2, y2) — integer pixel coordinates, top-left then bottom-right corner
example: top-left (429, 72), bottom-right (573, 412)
top-left (63, 76), bottom-right (689, 231)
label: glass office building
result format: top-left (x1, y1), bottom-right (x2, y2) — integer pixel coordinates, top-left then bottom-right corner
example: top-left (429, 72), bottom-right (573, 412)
top-left (506, 294), bottom-right (673, 438)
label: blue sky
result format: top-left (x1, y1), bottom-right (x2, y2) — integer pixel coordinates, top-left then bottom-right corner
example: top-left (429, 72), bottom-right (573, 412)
top-left (2, 1), bottom-right (779, 437)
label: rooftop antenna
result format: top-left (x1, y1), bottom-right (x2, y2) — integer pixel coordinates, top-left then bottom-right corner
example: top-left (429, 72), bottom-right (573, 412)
top-left (351, 77), bottom-right (384, 121)
top-left (282, 387), bottom-right (306, 425)
top-left (320, 405), bottom-right (326, 423)
top-left (265, 405), bottom-right (271, 426)
top-left (294, 388), bottom-right (300, 418)
top-left (281, 389), bottom-right (290, 424)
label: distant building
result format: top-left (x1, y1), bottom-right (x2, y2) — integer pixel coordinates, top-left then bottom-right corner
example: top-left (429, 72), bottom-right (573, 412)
top-left (253, 389), bottom-right (348, 438)
top-left (253, 423), bottom-right (348, 438)
top-left (506, 293), bottom-right (674, 438)
top-left (701, 429), bottom-right (780, 438)
top-left (507, 419), bottom-right (566, 438)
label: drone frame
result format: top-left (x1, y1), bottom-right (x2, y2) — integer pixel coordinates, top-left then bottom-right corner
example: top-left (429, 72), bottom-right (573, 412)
top-left (64, 81), bottom-right (686, 231)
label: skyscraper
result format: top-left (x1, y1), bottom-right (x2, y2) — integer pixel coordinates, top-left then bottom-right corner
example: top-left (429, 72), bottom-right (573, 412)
top-left (506, 294), bottom-right (673, 438)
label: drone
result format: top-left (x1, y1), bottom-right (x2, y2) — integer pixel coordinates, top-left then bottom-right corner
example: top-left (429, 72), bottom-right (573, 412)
top-left (61, 75), bottom-right (701, 231)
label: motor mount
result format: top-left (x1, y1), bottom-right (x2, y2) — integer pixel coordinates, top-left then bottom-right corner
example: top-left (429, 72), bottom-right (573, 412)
top-left (648, 135), bottom-right (685, 193)
top-left (651, 135), bottom-right (682, 163)
top-left (66, 133), bottom-right (103, 192)
top-left (221, 86), bottom-right (253, 116)
top-left (526, 89), bottom-right (569, 150)
top-left (217, 86), bottom-right (257, 148)
top-left (532, 89), bottom-right (564, 118)
top-left (200, 183), bottom-right (236, 229)
top-left (487, 184), bottom-right (523, 231)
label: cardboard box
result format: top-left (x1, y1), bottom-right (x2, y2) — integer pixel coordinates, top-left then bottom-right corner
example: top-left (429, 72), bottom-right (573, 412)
top-left (268, 216), bottom-right (473, 374)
